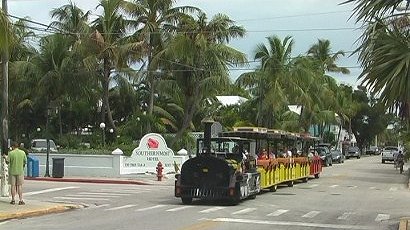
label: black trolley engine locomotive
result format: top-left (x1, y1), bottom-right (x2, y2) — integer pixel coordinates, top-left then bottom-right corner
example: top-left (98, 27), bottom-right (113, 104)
top-left (175, 122), bottom-right (260, 204)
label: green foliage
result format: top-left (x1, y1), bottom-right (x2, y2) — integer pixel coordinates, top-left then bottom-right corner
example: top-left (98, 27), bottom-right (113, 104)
top-left (167, 132), bottom-right (195, 153)
top-left (58, 134), bottom-right (82, 149)
top-left (350, 87), bottom-right (390, 149)
top-left (323, 131), bottom-right (335, 145)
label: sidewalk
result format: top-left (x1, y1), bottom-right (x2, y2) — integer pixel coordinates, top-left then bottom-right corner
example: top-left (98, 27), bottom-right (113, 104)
top-left (0, 197), bottom-right (82, 221)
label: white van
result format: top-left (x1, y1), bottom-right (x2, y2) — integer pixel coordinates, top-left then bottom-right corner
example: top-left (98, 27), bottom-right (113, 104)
top-left (381, 146), bottom-right (399, 163)
top-left (30, 139), bottom-right (58, 153)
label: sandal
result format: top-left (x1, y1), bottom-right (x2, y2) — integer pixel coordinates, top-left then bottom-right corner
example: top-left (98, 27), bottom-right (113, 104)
top-left (10, 200), bottom-right (15, 205)
top-left (18, 201), bottom-right (25, 205)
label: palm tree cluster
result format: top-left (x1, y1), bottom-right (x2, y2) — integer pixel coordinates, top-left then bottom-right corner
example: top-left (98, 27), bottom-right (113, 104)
top-left (343, 0), bottom-right (410, 127)
top-left (0, 1), bottom-right (395, 151)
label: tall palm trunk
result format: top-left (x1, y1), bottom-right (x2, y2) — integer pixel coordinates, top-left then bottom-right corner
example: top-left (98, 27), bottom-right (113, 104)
top-left (102, 58), bottom-right (116, 130)
top-left (171, 86), bottom-right (199, 146)
top-left (58, 105), bottom-right (62, 139)
top-left (336, 123), bottom-right (342, 150)
top-left (146, 38), bottom-right (154, 133)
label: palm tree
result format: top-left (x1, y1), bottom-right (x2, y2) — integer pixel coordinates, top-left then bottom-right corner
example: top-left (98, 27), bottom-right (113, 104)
top-left (343, 0), bottom-right (410, 125)
top-left (122, 0), bottom-right (199, 132)
top-left (0, 10), bottom-right (13, 52)
top-left (158, 12), bottom-right (247, 145)
top-left (50, 1), bottom-right (91, 40)
top-left (87, 0), bottom-right (144, 131)
top-left (307, 39), bottom-right (350, 75)
top-left (236, 36), bottom-right (293, 127)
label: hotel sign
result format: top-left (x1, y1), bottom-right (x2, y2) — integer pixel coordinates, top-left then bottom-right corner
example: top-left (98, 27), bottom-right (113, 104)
top-left (121, 133), bottom-right (175, 174)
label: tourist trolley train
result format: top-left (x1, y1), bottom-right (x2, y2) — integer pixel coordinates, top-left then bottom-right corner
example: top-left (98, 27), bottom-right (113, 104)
top-left (174, 124), bottom-right (322, 204)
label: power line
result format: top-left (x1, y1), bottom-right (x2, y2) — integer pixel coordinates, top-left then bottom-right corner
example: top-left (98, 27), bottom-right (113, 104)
top-left (235, 10), bottom-right (352, 22)
top-left (7, 13), bottom-right (360, 74)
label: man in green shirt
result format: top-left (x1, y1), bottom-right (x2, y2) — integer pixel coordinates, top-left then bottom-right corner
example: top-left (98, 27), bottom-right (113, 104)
top-left (7, 141), bottom-right (27, 205)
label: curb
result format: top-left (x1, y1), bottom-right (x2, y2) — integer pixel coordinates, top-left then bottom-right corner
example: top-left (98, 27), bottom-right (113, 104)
top-left (0, 204), bottom-right (82, 221)
top-left (25, 177), bottom-right (151, 185)
top-left (399, 217), bottom-right (410, 230)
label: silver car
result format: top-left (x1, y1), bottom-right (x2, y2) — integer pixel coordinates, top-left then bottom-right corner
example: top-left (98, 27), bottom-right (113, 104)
top-left (346, 146), bottom-right (360, 159)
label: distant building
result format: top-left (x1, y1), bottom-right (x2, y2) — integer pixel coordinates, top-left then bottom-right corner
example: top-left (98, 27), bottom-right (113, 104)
top-left (215, 96), bottom-right (248, 106)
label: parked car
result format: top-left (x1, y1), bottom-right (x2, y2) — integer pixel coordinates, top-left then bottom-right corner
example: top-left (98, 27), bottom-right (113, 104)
top-left (30, 139), bottom-right (58, 153)
top-left (331, 149), bottom-right (344, 163)
top-left (346, 146), bottom-right (361, 159)
top-left (315, 147), bottom-right (332, 166)
top-left (365, 146), bottom-right (379, 155)
top-left (381, 146), bottom-right (399, 163)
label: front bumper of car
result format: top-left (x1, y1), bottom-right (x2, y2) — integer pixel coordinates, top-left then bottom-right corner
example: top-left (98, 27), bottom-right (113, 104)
top-left (346, 152), bottom-right (359, 157)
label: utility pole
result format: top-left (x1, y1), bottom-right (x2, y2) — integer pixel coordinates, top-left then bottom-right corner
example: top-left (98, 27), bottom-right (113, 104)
top-left (1, 0), bottom-right (10, 197)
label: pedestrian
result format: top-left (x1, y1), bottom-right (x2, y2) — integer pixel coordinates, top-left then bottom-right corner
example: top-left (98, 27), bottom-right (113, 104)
top-left (6, 141), bottom-right (27, 205)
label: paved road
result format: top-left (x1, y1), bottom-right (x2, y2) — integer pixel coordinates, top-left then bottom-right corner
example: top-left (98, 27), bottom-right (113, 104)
top-left (1, 155), bottom-right (409, 230)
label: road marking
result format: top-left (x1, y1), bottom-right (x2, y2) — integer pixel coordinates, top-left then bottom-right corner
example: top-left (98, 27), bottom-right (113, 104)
top-left (309, 184), bottom-right (319, 188)
top-left (302, 211), bottom-right (321, 218)
top-left (210, 218), bottom-right (371, 229)
top-left (0, 221), bottom-right (10, 226)
top-left (199, 207), bottom-right (226, 213)
top-left (180, 219), bottom-right (220, 230)
top-left (105, 204), bottom-right (137, 211)
top-left (337, 212), bottom-right (355, 220)
top-left (135, 204), bottom-right (167, 212)
top-left (389, 187), bottom-right (398, 192)
top-left (166, 206), bottom-right (193, 212)
top-left (232, 208), bottom-right (257, 215)
top-left (69, 194), bottom-right (120, 198)
top-left (100, 188), bottom-right (148, 192)
top-left (267, 209), bottom-right (289, 217)
top-left (329, 185), bottom-right (339, 188)
top-left (375, 214), bottom-right (390, 222)
top-left (53, 196), bottom-right (109, 201)
top-left (369, 187), bottom-right (376, 190)
top-left (348, 185), bottom-right (358, 189)
top-left (98, 189), bottom-right (145, 194)
top-left (25, 187), bottom-right (79, 196)
top-left (79, 192), bottom-right (131, 196)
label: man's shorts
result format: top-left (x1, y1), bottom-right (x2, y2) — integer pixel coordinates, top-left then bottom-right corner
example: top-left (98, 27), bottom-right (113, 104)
top-left (8, 175), bottom-right (24, 186)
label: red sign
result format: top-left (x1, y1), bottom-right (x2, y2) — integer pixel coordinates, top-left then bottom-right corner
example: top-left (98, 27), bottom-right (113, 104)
top-left (147, 138), bottom-right (159, 149)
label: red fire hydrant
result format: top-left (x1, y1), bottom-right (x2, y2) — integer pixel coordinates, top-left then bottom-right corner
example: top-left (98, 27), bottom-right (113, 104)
top-left (156, 161), bottom-right (163, 181)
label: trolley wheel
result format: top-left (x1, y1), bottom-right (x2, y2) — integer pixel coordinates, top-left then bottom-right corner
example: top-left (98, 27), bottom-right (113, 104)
top-left (249, 194), bottom-right (257, 199)
top-left (302, 177), bottom-right (308, 183)
top-left (314, 173), bottom-right (320, 179)
top-left (287, 181), bottom-right (294, 187)
top-left (382, 160), bottom-right (385, 164)
top-left (181, 197), bottom-right (192, 205)
top-left (269, 185), bottom-right (278, 192)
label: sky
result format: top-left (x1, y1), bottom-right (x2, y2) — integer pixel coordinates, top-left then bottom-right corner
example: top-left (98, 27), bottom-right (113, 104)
top-left (7, 0), bottom-right (363, 86)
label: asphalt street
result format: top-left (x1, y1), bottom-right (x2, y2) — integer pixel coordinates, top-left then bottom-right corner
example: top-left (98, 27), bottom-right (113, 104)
top-left (1, 155), bottom-right (409, 230)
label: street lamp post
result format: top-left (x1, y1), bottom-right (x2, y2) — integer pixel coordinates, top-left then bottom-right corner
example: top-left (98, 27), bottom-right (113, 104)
top-left (44, 108), bottom-right (51, 177)
top-left (136, 117), bottom-right (141, 138)
top-left (99, 122), bottom-right (106, 147)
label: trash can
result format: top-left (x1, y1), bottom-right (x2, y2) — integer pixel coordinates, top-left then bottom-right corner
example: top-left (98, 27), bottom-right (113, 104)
top-left (52, 158), bottom-right (65, 178)
top-left (26, 158), bottom-right (32, 177)
top-left (27, 156), bottom-right (40, 177)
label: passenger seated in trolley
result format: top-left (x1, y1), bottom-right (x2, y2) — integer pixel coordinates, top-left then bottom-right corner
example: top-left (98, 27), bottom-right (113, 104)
top-left (269, 150), bottom-right (276, 159)
top-left (258, 148), bottom-right (269, 160)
